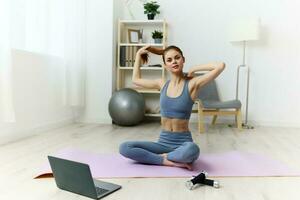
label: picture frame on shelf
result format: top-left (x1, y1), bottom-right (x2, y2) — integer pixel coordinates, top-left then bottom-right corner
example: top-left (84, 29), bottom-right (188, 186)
top-left (128, 29), bottom-right (140, 43)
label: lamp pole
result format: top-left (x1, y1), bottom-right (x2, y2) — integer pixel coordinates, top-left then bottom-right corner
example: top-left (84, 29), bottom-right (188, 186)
top-left (236, 41), bottom-right (254, 129)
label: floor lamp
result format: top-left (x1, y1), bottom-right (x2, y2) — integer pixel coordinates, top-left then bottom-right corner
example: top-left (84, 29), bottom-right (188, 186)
top-left (229, 18), bottom-right (260, 129)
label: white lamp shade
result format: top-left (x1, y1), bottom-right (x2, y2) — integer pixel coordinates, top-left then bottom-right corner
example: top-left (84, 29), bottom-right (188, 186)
top-left (229, 18), bottom-right (260, 42)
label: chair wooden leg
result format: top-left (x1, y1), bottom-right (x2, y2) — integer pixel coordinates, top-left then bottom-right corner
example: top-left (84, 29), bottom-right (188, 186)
top-left (211, 115), bottom-right (217, 125)
top-left (236, 108), bottom-right (242, 130)
top-left (234, 108), bottom-right (237, 125)
top-left (198, 105), bottom-right (205, 133)
top-left (211, 109), bottom-right (218, 125)
top-left (198, 114), bottom-right (205, 133)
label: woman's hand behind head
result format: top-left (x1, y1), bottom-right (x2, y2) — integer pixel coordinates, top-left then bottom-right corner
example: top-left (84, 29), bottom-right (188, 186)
top-left (184, 72), bottom-right (194, 80)
top-left (137, 45), bottom-right (150, 56)
top-left (137, 45), bottom-right (150, 64)
top-left (137, 45), bottom-right (164, 64)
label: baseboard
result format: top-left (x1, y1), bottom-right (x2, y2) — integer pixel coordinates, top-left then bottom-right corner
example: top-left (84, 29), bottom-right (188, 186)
top-left (249, 120), bottom-right (300, 128)
top-left (33, 118), bottom-right (75, 133)
top-left (188, 115), bottom-right (300, 128)
top-left (0, 118), bottom-right (75, 145)
top-left (79, 117), bottom-right (112, 124)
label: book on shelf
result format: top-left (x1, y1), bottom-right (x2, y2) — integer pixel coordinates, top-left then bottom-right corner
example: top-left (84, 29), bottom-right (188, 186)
top-left (128, 46), bottom-right (132, 66)
top-left (120, 46), bottom-right (141, 67)
top-left (120, 46), bottom-right (126, 66)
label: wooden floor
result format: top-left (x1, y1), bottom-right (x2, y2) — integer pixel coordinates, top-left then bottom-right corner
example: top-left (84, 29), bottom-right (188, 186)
top-left (1, 122), bottom-right (300, 200)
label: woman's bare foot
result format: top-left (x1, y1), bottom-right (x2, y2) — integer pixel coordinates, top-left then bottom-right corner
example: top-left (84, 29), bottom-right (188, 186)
top-left (161, 154), bottom-right (193, 170)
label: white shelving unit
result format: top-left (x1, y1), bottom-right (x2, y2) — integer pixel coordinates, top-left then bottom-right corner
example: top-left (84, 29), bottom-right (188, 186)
top-left (116, 19), bottom-right (168, 117)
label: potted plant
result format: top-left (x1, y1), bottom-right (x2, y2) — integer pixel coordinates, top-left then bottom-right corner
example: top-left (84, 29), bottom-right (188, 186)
top-left (152, 30), bottom-right (163, 43)
top-left (143, 1), bottom-right (160, 20)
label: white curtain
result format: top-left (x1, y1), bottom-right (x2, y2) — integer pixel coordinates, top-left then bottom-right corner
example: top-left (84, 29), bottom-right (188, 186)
top-left (0, 0), bottom-right (86, 123)
top-left (64, 0), bottom-right (87, 107)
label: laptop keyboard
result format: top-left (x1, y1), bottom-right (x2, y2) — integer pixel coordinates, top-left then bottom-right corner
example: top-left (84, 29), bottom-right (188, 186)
top-left (96, 187), bottom-right (109, 196)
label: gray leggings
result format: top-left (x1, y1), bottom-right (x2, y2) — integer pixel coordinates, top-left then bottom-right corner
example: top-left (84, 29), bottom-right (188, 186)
top-left (119, 130), bottom-right (200, 165)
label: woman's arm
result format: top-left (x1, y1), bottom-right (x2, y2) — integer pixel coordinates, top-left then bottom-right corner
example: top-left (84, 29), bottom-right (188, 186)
top-left (188, 62), bottom-right (225, 75)
top-left (188, 62), bottom-right (225, 99)
top-left (148, 46), bottom-right (164, 55)
top-left (132, 46), bottom-right (163, 90)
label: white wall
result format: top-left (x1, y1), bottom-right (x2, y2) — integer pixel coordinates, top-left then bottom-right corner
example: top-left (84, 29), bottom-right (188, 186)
top-left (120, 0), bottom-right (300, 127)
top-left (80, 0), bottom-right (114, 123)
top-left (0, 50), bottom-right (74, 144)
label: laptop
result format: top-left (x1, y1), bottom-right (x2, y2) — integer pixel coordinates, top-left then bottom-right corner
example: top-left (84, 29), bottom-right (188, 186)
top-left (48, 156), bottom-right (121, 199)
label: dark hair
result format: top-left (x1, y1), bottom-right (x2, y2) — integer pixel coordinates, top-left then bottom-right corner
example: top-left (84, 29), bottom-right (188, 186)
top-left (141, 53), bottom-right (149, 64)
top-left (162, 45), bottom-right (184, 64)
top-left (140, 46), bottom-right (164, 63)
top-left (139, 45), bottom-right (184, 64)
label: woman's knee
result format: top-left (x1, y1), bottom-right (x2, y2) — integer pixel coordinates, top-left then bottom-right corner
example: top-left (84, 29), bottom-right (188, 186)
top-left (168, 142), bottom-right (200, 163)
top-left (119, 141), bottom-right (132, 156)
top-left (183, 141), bottom-right (199, 151)
top-left (182, 142), bottom-right (200, 161)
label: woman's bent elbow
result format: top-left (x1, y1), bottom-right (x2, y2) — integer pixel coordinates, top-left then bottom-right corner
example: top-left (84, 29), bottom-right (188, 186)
top-left (219, 62), bottom-right (225, 71)
top-left (132, 79), bottom-right (143, 87)
top-left (132, 78), bottom-right (139, 85)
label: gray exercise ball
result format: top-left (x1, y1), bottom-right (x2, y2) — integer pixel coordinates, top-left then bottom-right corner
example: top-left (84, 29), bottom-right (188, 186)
top-left (109, 88), bottom-right (145, 126)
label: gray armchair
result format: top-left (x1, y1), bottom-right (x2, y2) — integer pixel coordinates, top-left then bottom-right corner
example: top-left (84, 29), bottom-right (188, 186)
top-left (193, 80), bottom-right (242, 133)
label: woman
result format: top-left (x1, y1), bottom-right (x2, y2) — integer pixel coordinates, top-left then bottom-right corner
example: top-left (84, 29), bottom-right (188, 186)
top-left (119, 45), bottom-right (225, 170)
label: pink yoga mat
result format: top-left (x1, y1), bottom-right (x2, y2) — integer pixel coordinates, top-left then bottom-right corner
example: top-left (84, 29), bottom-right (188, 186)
top-left (35, 148), bottom-right (300, 178)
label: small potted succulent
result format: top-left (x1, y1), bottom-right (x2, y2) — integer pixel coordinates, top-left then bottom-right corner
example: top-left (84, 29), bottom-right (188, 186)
top-left (152, 30), bottom-right (163, 43)
top-left (143, 1), bottom-right (160, 20)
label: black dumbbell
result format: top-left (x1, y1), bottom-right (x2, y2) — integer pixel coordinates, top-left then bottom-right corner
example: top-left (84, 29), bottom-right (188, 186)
top-left (185, 171), bottom-right (220, 190)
